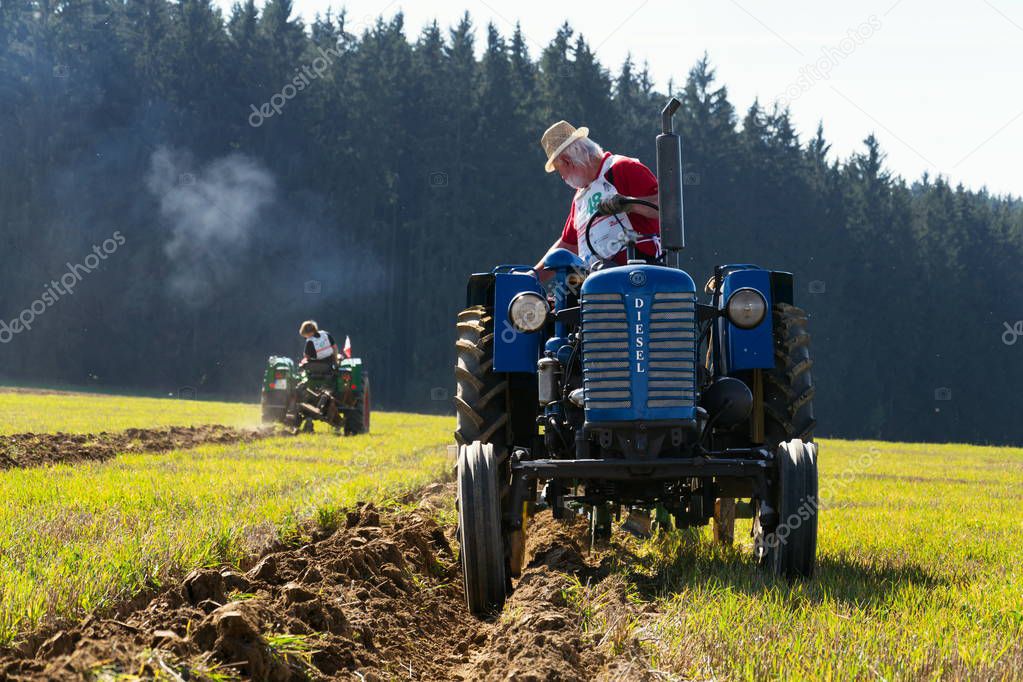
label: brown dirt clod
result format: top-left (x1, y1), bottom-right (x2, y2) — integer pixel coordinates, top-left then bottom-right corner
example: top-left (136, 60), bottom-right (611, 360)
top-left (0, 495), bottom-right (480, 681)
top-left (0, 485), bottom-right (654, 681)
top-left (0, 424), bottom-right (273, 470)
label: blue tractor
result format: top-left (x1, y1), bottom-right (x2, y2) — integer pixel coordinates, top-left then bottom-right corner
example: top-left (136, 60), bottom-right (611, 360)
top-left (454, 99), bottom-right (817, 615)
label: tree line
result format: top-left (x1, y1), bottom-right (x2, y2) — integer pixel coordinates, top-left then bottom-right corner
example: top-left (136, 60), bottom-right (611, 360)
top-left (1, 0), bottom-right (1021, 444)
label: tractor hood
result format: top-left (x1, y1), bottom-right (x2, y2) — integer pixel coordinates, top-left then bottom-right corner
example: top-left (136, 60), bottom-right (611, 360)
top-left (580, 264), bottom-right (698, 425)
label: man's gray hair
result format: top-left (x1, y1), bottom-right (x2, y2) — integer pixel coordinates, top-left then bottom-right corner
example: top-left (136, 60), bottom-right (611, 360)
top-left (560, 137), bottom-right (604, 166)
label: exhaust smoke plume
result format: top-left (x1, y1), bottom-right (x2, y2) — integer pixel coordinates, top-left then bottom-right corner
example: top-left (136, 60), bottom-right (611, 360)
top-left (147, 148), bottom-right (276, 305)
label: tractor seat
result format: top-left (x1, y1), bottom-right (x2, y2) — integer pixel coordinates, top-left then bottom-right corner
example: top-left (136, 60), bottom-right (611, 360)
top-left (303, 359), bottom-right (336, 377)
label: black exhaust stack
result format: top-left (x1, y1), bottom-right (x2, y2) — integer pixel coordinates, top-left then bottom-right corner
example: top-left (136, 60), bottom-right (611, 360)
top-left (656, 98), bottom-right (685, 267)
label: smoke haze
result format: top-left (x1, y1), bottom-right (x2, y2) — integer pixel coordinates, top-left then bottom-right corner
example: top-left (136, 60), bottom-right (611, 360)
top-left (147, 149), bottom-right (276, 306)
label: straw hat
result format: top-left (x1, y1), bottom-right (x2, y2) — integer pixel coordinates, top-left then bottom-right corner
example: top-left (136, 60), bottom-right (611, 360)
top-left (540, 120), bottom-right (589, 173)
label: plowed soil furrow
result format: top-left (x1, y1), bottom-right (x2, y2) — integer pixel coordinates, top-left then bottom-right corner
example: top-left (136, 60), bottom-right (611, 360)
top-left (452, 512), bottom-right (656, 682)
top-left (0, 485), bottom-right (651, 681)
top-left (451, 517), bottom-right (603, 682)
top-left (0, 425), bottom-right (274, 469)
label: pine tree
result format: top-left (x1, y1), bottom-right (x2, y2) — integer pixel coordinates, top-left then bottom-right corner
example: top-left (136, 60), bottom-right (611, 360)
top-left (1, 8), bottom-right (1021, 439)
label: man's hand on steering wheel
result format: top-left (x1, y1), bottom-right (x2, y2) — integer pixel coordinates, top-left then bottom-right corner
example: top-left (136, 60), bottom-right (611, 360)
top-left (596, 194), bottom-right (625, 216)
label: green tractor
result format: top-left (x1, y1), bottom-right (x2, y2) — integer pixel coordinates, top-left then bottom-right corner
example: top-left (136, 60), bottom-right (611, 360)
top-left (260, 355), bottom-right (371, 435)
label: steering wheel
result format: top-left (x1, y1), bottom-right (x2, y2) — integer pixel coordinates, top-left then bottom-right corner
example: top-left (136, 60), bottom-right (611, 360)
top-left (583, 198), bottom-right (659, 266)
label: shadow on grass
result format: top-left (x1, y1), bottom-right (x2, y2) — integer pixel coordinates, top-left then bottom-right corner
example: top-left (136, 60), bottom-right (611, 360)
top-left (587, 531), bottom-right (956, 611)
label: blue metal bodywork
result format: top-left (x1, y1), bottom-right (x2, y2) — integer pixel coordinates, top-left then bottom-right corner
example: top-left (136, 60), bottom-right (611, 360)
top-left (717, 266), bottom-right (775, 374)
top-left (478, 258), bottom-right (778, 424)
top-left (542, 248), bottom-right (585, 272)
top-left (543, 249), bottom-right (585, 359)
top-left (492, 267), bottom-right (545, 372)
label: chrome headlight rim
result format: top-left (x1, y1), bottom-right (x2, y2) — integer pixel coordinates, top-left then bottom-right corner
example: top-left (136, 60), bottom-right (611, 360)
top-left (725, 287), bottom-right (768, 329)
top-left (508, 292), bottom-right (550, 333)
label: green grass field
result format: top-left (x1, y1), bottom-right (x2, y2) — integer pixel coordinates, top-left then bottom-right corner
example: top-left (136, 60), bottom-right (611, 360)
top-left (2, 390), bottom-right (1020, 679)
top-left (0, 389), bottom-right (259, 434)
top-left (571, 438), bottom-right (1023, 680)
top-left (0, 404), bottom-right (452, 645)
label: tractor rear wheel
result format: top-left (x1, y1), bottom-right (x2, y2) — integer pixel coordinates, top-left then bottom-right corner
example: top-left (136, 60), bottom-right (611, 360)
top-left (756, 439), bottom-right (818, 579)
top-left (454, 306), bottom-right (508, 447)
top-left (765, 303), bottom-right (816, 446)
top-left (344, 385), bottom-right (368, 436)
top-left (362, 376), bottom-right (371, 433)
top-left (457, 441), bottom-right (507, 616)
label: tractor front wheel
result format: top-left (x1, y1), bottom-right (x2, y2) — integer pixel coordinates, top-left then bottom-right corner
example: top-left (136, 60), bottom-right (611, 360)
top-left (457, 441), bottom-right (507, 616)
top-left (755, 439), bottom-right (818, 579)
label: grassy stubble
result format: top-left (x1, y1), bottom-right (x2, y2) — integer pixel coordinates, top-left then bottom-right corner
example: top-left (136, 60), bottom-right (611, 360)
top-left (0, 408), bottom-right (452, 645)
top-left (567, 439), bottom-right (1023, 680)
top-left (0, 390), bottom-right (259, 434)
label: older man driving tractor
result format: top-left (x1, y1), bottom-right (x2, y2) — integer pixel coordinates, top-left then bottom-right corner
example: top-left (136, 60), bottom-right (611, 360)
top-left (535, 120), bottom-right (662, 278)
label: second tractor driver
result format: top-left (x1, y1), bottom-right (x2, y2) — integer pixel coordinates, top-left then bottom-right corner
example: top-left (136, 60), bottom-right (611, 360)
top-left (299, 320), bottom-right (339, 368)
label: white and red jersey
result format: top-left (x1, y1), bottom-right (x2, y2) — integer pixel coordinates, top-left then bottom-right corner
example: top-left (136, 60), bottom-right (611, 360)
top-left (305, 331), bottom-right (336, 361)
top-left (560, 151), bottom-right (661, 265)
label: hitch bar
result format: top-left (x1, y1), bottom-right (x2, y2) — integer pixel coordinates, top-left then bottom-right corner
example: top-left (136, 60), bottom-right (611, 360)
top-left (512, 456), bottom-right (771, 481)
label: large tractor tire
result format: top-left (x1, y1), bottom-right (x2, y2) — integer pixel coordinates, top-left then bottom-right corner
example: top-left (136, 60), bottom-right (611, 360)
top-left (344, 381), bottom-right (370, 435)
top-left (755, 439), bottom-right (818, 579)
top-left (362, 376), bottom-right (371, 433)
top-left (765, 303), bottom-right (816, 446)
top-left (457, 441), bottom-right (507, 616)
top-left (454, 306), bottom-right (508, 447)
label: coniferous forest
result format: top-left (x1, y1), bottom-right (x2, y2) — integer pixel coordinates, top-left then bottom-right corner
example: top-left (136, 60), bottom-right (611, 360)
top-left (1, 0), bottom-right (1021, 444)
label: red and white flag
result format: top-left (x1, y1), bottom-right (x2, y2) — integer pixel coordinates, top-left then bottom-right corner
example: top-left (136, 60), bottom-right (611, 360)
top-left (343, 335), bottom-right (352, 358)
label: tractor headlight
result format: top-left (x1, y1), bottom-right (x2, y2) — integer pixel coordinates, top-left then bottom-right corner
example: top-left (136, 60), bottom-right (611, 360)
top-left (508, 292), bottom-right (549, 333)
top-left (726, 288), bottom-right (767, 329)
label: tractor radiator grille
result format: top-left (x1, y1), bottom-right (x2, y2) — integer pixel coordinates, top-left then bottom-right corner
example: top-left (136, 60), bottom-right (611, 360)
top-left (581, 291), bottom-right (698, 417)
top-left (646, 293), bottom-right (698, 409)
top-left (580, 293), bottom-right (632, 410)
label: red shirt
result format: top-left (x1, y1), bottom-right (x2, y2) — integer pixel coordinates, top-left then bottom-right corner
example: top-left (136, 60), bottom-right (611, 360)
top-left (559, 152), bottom-right (661, 265)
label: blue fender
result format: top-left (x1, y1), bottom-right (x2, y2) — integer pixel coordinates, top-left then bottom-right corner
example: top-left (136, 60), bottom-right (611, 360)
top-left (492, 266), bottom-right (546, 372)
top-left (542, 248), bottom-right (585, 272)
top-left (717, 266), bottom-right (774, 373)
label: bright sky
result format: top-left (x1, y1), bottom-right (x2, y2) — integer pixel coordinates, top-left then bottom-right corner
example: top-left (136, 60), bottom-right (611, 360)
top-left (220, 0), bottom-right (1023, 197)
